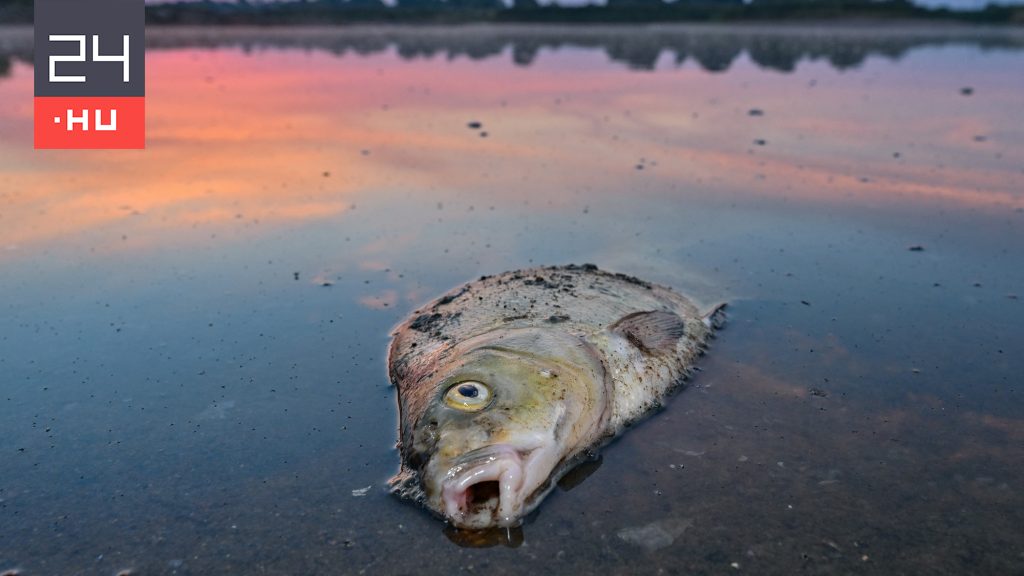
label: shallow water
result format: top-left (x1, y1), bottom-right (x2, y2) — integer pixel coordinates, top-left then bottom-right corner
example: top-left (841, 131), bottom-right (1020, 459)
top-left (1, 23), bottom-right (1023, 575)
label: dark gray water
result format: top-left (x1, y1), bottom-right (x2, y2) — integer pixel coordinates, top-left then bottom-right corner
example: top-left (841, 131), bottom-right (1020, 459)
top-left (1, 24), bottom-right (1022, 575)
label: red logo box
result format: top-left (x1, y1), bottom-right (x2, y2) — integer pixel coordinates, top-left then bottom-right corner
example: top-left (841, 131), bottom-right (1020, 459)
top-left (35, 96), bottom-right (145, 149)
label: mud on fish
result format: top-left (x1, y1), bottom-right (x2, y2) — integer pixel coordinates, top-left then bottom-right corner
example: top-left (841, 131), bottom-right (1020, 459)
top-left (387, 264), bottom-right (724, 529)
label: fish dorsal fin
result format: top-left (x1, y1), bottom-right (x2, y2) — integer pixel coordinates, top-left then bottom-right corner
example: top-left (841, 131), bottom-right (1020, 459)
top-left (610, 310), bottom-right (686, 354)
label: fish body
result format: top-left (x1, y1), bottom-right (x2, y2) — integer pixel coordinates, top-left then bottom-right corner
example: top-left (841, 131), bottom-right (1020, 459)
top-left (388, 264), bottom-right (721, 529)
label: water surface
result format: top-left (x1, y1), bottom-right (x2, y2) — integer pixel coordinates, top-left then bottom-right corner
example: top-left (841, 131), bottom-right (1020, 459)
top-left (1, 24), bottom-right (1023, 575)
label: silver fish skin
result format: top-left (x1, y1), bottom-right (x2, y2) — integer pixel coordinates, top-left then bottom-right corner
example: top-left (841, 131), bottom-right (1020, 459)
top-left (388, 264), bottom-right (722, 529)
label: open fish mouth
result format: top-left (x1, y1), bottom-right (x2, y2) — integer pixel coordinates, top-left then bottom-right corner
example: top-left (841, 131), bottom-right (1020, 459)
top-left (441, 445), bottom-right (538, 529)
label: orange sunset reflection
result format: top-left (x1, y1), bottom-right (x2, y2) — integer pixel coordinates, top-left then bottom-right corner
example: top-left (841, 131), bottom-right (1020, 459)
top-left (1, 32), bottom-right (1021, 255)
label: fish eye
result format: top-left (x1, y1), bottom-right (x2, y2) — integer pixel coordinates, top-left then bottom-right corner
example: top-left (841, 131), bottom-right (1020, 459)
top-left (444, 381), bottom-right (492, 411)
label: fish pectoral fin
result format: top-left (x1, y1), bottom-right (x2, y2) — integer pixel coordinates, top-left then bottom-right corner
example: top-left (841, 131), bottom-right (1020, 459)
top-left (388, 466), bottom-right (426, 503)
top-left (610, 310), bottom-right (687, 354)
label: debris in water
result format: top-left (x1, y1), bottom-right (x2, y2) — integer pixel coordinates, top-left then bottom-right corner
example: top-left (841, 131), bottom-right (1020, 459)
top-left (196, 400), bottom-right (236, 421)
top-left (748, 108), bottom-right (764, 116)
top-left (467, 121), bottom-right (483, 130)
top-left (907, 245), bottom-right (925, 252)
top-left (754, 139), bottom-right (767, 146)
top-left (617, 518), bottom-right (693, 552)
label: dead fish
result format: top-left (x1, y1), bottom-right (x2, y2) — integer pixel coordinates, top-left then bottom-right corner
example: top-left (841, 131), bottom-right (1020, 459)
top-left (387, 264), bottom-right (723, 529)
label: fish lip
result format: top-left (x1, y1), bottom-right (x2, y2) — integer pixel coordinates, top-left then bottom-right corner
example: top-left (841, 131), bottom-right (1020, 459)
top-left (441, 444), bottom-right (539, 528)
top-left (449, 444), bottom-right (535, 472)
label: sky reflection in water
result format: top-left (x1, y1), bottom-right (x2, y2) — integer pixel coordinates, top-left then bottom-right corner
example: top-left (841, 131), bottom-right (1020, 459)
top-left (0, 25), bottom-right (1022, 575)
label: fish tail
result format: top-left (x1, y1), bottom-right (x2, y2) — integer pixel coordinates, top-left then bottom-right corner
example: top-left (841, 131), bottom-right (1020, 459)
top-left (701, 302), bottom-right (728, 331)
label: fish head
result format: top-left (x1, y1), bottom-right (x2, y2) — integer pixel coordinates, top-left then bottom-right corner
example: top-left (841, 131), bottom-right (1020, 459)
top-left (396, 328), bottom-right (609, 529)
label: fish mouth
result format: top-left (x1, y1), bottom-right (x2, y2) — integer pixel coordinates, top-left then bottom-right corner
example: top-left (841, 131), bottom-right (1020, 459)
top-left (441, 444), bottom-right (537, 529)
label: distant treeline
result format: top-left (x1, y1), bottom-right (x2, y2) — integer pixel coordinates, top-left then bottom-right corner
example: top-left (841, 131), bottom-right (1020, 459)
top-left (4, 25), bottom-right (1024, 76)
top-left (0, 0), bottom-right (31, 23)
top-left (147, 0), bottom-right (1024, 25)
top-left (0, 0), bottom-right (1022, 24)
